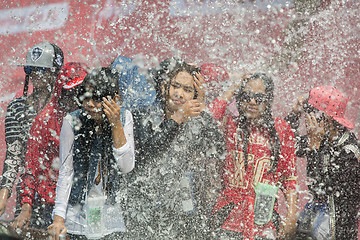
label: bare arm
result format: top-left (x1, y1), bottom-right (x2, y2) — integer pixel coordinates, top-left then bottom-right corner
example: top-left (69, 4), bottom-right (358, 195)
top-left (278, 188), bottom-right (297, 240)
top-left (102, 95), bottom-right (127, 148)
top-left (11, 203), bottom-right (32, 229)
top-left (0, 188), bottom-right (9, 216)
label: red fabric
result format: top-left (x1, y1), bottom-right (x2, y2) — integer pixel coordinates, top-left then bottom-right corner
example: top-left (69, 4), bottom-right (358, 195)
top-left (210, 99), bottom-right (297, 239)
top-left (20, 63), bottom-right (86, 207)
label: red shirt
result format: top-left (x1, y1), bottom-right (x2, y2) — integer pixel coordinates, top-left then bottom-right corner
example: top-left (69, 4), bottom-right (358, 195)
top-left (20, 75), bottom-right (67, 207)
top-left (21, 105), bottom-right (64, 207)
top-left (209, 99), bottom-right (297, 239)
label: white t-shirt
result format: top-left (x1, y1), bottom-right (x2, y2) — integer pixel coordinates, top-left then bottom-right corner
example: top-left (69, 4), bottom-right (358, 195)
top-left (53, 110), bottom-right (135, 238)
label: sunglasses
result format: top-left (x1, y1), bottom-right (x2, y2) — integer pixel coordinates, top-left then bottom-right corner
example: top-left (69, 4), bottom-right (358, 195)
top-left (24, 66), bottom-right (48, 75)
top-left (240, 91), bottom-right (268, 104)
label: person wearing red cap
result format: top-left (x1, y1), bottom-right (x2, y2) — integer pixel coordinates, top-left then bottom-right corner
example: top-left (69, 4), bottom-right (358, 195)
top-left (10, 62), bottom-right (87, 230)
top-left (208, 72), bottom-right (298, 240)
top-left (286, 86), bottom-right (360, 239)
top-left (0, 42), bottom-right (64, 218)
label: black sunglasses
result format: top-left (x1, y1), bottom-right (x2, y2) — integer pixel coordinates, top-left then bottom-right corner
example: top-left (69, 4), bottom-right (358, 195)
top-left (240, 91), bottom-right (268, 104)
top-left (24, 66), bottom-right (47, 75)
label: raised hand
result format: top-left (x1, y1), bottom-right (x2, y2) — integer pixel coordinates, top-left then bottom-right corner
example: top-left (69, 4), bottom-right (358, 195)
top-left (102, 95), bottom-right (127, 148)
top-left (292, 95), bottom-right (307, 115)
top-left (102, 95), bottom-right (122, 128)
top-left (305, 112), bottom-right (325, 150)
top-left (171, 99), bottom-right (203, 124)
top-left (193, 73), bottom-right (206, 106)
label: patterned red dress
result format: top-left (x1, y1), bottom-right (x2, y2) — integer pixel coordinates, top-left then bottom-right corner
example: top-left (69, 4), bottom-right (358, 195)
top-left (209, 99), bottom-right (298, 240)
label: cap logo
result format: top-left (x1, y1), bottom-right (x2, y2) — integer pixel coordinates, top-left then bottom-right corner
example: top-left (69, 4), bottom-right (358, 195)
top-left (31, 47), bottom-right (43, 62)
top-left (55, 55), bottom-right (63, 67)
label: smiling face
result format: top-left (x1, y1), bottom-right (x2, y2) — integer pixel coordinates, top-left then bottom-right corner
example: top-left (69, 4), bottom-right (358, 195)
top-left (239, 78), bottom-right (269, 123)
top-left (165, 71), bottom-right (196, 114)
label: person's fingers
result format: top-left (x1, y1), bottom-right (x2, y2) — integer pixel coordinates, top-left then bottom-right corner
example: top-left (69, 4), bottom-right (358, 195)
top-left (190, 106), bottom-right (202, 114)
top-left (103, 108), bottom-right (110, 118)
top-left (47, 225), bottom-right (56, 240)
top-left (102, 97), bottom-right (116, 112)
top-left (190, 99), bottom-right (201, 105)
top-left (193, 74), bottom-right (206, 101)
top-left (309, 113), bottom-right (318, 127)
top-left (60, 226), bottom-right (67, 235)
top-left (195, 73), bottom-right (205, 84)
top-left (11, 219), bottom-right (24, 229)
top-left (304, 113), bottom-right (311, 126)
top-left (189, 100), bottom-right (201, 107)
top-left (297, 95), bottom-right (306, 105)
top-left (102, 102), bottom-right (113, 115)
top-left (49, 227), bottom-right (60, 240)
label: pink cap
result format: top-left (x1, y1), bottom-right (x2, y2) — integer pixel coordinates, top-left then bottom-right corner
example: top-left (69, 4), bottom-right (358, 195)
top-left (308, 86), bottom-right (354, 129)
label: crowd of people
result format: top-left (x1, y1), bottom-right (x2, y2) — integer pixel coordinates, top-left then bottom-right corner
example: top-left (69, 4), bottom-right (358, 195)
top-left (0, 41), bottom-right (359, 240)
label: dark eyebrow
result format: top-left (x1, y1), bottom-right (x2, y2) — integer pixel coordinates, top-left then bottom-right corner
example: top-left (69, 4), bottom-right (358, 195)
top-left (183, 85), bottom-right (195, 91)
top-left (172, 80), bottom-right (194, 90)
top-left (171, 81), bottom-right (181, 86)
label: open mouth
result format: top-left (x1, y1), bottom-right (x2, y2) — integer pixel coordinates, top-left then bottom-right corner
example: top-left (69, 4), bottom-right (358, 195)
top-left (171, 99), bottom-right (184, 105)
top-left (246, 106), bottom-right (258, 113)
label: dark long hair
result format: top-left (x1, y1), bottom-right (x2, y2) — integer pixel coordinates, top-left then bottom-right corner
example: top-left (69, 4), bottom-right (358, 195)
top-left (76, 67), bottom-right (120, 194)
top-left (76, 67), bottom-right (120, 145)
top-left (234, 72), bottom-right (281, 173)
top-left (150, 57), bottom-right (200, 106)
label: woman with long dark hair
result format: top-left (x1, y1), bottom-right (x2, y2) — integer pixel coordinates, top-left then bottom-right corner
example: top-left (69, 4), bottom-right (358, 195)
top-left (48, 67), bottom-right (135, 239)
top-left (209, 73), bottom-right (298, 240)
top-left (124, 58), bottom-right (224, 239)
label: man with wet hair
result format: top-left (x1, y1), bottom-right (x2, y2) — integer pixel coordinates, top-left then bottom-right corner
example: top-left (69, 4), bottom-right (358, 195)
top-left (124, 58), bottom-right (225, 239)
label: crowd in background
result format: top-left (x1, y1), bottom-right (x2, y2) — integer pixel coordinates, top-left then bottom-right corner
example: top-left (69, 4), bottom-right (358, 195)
top-left (0, 42), bottom-right (359, 240)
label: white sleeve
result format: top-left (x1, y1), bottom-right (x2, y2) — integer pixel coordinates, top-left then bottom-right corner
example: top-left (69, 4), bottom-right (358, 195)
top-left (112, 110), bottom-right (135, 174)
top-left (53, 118), bottom-right (75, 219)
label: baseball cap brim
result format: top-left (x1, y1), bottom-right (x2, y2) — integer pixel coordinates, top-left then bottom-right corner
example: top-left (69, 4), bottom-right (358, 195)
top-left (333, 115), bottom-right (354, 129)
top-left (63, 77), bottom-right (85, 90)
top-left (17, 63), bottom-right (54, 68)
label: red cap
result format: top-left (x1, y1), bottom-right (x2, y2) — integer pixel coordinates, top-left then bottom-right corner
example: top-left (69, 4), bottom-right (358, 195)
top-left (308, 86), bottom-right (354, 129)
top-left (62, 62), bottom-right (88, 90)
